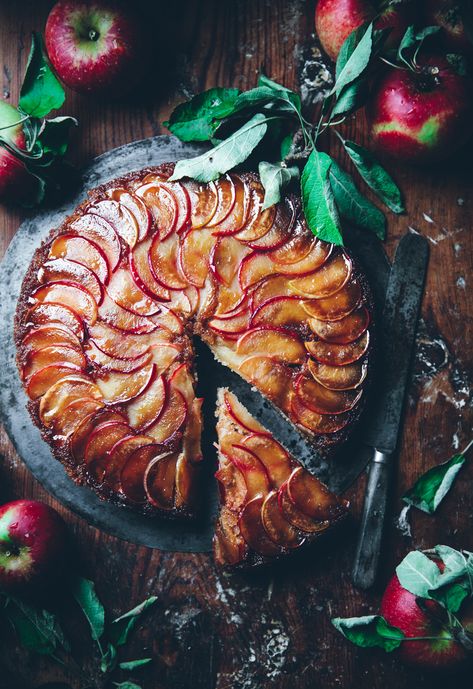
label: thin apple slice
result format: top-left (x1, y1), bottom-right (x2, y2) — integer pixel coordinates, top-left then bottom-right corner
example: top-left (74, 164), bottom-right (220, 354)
top-left (309, 306), bottom-right (370, 344)
top-left (207, 174), bottom-right (236, 227)
top-left (30, 281), bottom-right (98, 325)
top-left (307, 358), bottom-right (368, 390)
top-left (21, 324), bottom-right (81, 355)
top-left (211, 175), bottom-right (250, 236)
top-left (70, 409), bottom-right (126, 462)
top-left (179, 227), bottom-right (217, 287)
top-left (168, 362), bottom-right (195, 406)
top-left (290, 393), bottom-right (351, 434)
top-left (150, 343), bottom-right (180, 373)
top-left (26, 364), bottom-right (84, 401)
top-left (51, 397), bottom-right (105, 438)
top-left (278, 483), bottom-right (330, 533)
top-left (96, 363), bottom-right (155, 404)
top-left (49, 234), bottom-right (109, 284)
top-left (84, 420), bottom-right (131, 481)
top-left (22, 345), bottom-right (86, 381)
top-left (86, 341), bottom-right (152, 373)
top-left (210, 236), bottom-right (246, 286)
top-left (135, 181), bottom-right (178, 240)
top-left (276, 240), bottom-right (333, 276)
top-left (104, 435), bottom-right (153, 491)
top-left (287, 467), bottom-right (349, 521)
top-left (289, 252), bottom-right (352, 299)
top-left (69, 213), bottom-right (121, 272)
top-left (144, 451), bottom-right (178, 509)
top-left (120, 443), bottom-right (162, 503)
top-left (250, 296), bottom-right (307, 328)
top-left (236, 327), bottom-right (305, 364)
top-left (107, 268), bottom-right (161, 316)
top-left (268, 220), bottom-right (314, 265)
top-left (38, 259), bottom-right (103, 304)
top-left (89, 200), bottom-right (138, 248)
top-left (214, 277), bottom-right (246, 317)
top-left (89, 321), bottom-right (153, 359)
top-left (228, 444), bottom-right (270, 499)
top-left (149, 234), bottom-right (188, 290)
top-left (99, 293), bottom-right (159, 334)
top-left (245, 197), bottom-right (295, 251)
top-left (235, 182), bottom-right (276, 242)
top-left (302, 278), bottom-right (362, 321)
top-left (183, 179), bottom-right (218, 229)
top-left (25, 303), bottom-right (85, 341)
top-left (39, 375), bottom-right (102, 426)
top-left (140, 173), bottom-right (191, 235)
top-left (146, 387), bottom-right (188, 444)
top-left (239, 356), bottom-right (292, 405)
top-left (305, 330), bottom-right (370, 365)
top-left (174, 451), bottom-right (201, 509)
top-left (126, 373), bottom-right (167, 430)
top-left (108, 188), bottom-right (151, 241)
top-left (238, 252), bottom-right (274, 290)
top-left (215, 460), bottom-right (247, 511)
top-left (181, 398), bottom-right (203, 464)
top-left (239, 496), bottom-right (281, 557)
top-left (154, 306), bottom-right (184, 335)
top-left (261, 491), bottom-right (304, 547)
top-left (240, 434), bottom-right (293, 488)
top-left (214, 510), bottom-right (248, 566)
top-left (223, 390), bottom-right (266, 434)
top-left (250, 276), bottom-right (293, 311)
top-left (295, 373), bottom-right (362, 415)
top-left (208, 306), bottom-right (251, 339)
top-left (129, 238), bottom-right (171, 302)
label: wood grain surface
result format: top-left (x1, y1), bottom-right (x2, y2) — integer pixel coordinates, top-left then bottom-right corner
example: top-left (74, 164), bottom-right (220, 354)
top-left (1, 2), bottom-right (472, 688)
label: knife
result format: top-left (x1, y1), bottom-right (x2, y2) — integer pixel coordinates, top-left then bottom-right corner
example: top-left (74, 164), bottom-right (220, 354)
top-left (352, 232), bottom-right (429, 590)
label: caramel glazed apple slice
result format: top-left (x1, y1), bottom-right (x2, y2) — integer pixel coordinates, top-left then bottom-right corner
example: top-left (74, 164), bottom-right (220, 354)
top-left (15, 162), bottom-right (372, 519)
top-left (213, 389), bottom-right (350, 567)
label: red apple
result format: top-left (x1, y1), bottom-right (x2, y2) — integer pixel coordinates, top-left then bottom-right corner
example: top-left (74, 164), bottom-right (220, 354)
top-left (422, 1), bottom-right (473, 54)
top-left (0, 101), bottom-right (41, 206)
top-left (45, 1), bottom-right (148, 95)
top-left (368, 54), bottom-right (473, 162)
top-left (381, 566), bottom-right (473, 669)
top-left (0, 500), bottom-right (68, 593)
top-left (315, 0), bottom-right (414, 61)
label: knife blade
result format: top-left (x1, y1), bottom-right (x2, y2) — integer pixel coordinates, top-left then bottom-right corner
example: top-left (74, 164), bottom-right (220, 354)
top-left (352, 232), bottom-right (429, 589)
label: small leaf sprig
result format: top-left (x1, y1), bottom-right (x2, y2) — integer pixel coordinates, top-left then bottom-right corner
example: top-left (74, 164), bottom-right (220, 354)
top-left (164, 22), bottom-right (406, 246)
top-left (0, 32), bottom-right (77, 205)
top-left (333, 545), bottom-right (473, 653)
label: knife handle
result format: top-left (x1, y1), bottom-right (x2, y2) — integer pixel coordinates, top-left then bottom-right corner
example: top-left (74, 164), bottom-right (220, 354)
top-left (352, 449), bottom-right (391, 590)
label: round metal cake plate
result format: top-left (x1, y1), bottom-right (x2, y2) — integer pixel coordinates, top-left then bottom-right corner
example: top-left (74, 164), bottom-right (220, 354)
top-left (0, 135), bottom-right (391, 552)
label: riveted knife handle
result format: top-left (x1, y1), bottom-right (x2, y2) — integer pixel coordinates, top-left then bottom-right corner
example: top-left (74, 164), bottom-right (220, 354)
top-left (352, 449), bottom-right (391, 590)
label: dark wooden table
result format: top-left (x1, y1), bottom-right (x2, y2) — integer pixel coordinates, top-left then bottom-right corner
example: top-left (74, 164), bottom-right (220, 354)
top-left (1, 2), bottom-right (472, 688)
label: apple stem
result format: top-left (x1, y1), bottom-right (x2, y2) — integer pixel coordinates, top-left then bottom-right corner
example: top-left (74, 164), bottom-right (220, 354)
top-left (0, 114), bottom-right (31, 132)
top-left (461, 438), bottom-right (473, 456)
top-left (88, 29), bottom-right (99, 41)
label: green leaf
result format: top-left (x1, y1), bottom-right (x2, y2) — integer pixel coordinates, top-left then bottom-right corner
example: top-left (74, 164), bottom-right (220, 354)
top-left (101, 643), bottom-right (117, 673)
top-left (429, 581), bottom-right (470, 613)
top-left (259, 161), bottom-right (299, 210)
top-left (329, 160), bottom-right (386, 239)
top-left (332, 615), bottom-right (404, 652)
top-left (111, 596), bottom-right (157, 647)
top-left (280, 133), bottom-right (293, 159)
top-left (119, 658), bottom-right (152, 670)
top-left (4, 598), bottom-right (69, 656)
top-left (39, 116), bottom-right (77, 157)
top-left (332, 23), bottom-right (373, 98)
top-left (169, 113), bottom-right (268, 183)
top-left (402, 453), bottom-right (467, 514)
top-left (398, 25), bottom-right (440, 65)
top-left (164, 88), bottom-right (240, 142)
top-left (301, 150), bottom-right (343, 245)
top-left (72, 576), bottom-right (105, 643)
top-left (257, 74), bottom-right (302, 112)
top-left (396, 551), bottom-right (441, 598)
top-left (342, 140), bottom-right (405, 214)
top-left (19, 33), bottom-right (65, 118)
top-left (330, 77), bottom-right (368, 119)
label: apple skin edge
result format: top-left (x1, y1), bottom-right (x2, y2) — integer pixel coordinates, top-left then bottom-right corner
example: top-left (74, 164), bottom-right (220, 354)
top-left (380, 571), bottom-right (473, 670)
top-left (368, 54), bottom-right (473, 164)
top-left (0, 499), bottom-right (68, 594)
top-left (0, 101), bottom-right (40, 206)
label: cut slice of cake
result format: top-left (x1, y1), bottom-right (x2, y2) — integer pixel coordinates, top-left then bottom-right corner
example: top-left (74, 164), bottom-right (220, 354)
top-left (213, 388), bottom-right (350, 567)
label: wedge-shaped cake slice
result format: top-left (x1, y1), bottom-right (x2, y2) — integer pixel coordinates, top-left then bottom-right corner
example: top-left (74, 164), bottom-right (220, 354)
top-left (213, 388), bottom-right (350, 567)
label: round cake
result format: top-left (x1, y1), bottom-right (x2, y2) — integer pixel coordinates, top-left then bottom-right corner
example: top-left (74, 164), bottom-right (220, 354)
top-left (15, 163), bottom-right (372, 518)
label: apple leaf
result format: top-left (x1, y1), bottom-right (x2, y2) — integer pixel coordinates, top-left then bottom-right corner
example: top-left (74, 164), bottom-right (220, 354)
top-left (332, 615), bottom-right (404, 652)
top-left (429, 581), bottom-right (470, 614)
top-left (110, 596), bottom-right (157, 647)
top-left (342, 140), bottom-right (405, 214)
top-left (332, 23), bottom-right (373, 98)
top-left (301, 150), bottom-right (343, 246)
top-left (396, 551), bottom-right (442, 598)
top-left (101, 642), bottom-right (118, 673)
top-left (397, 26), bottom-right (440, 66)
top-left (72, 576), bottom-right (105, 643)
top-left (259, 160), bottom-right (299, 209)
top-left (38, 116), bottom-right (78, 158)
top-left (164, 88), bottom-right (240, 142)
top-left (19, 33), bottom-right (65, 119)
top-left (3, 596), bottom-right (70, 656)
top-left (119, 658), bottom-right (152, 670)
top-left (329, 160), bottom-right (386, 239)
top-left (169, 114), bottom-right (268, 183)
top-left (330, 77), bottom-right (368, 119)
top-left (402, 451), bottom-right (467, 514)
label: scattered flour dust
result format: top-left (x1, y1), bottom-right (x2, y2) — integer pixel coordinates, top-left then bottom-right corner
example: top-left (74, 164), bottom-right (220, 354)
top-left (396, 504), bottom-right (412, 538)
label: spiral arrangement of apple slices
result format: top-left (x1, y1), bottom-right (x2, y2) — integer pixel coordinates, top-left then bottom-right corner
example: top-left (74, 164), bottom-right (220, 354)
top-left (16, 163), bottom-right (371, 517)
top-left (214, 389), bottom-right (349, 566)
